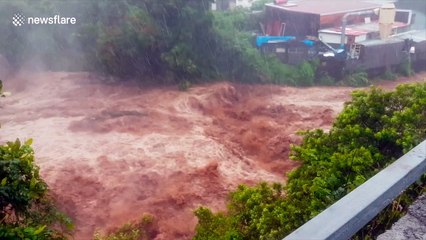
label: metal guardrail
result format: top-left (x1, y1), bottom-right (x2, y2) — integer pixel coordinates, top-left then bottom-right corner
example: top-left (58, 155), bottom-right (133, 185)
top-left (284, 140), bottom-right (426, 240)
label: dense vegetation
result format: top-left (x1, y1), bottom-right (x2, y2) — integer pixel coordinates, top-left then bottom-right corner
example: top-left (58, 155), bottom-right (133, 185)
top-left (76, 0), bottom-right (319, 86)
top-left (194, 83), bottom-right (426, 239)
top-left (0, 139), bottom-right (72, 239)
top-left (0, 0), bottom-right (328, 86)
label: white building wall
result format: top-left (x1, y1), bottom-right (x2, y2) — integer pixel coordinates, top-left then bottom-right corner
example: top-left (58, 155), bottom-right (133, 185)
top-left (235, 0), bottom-right (254, 8)
top-left (212, 0), bottom-right (254, 10)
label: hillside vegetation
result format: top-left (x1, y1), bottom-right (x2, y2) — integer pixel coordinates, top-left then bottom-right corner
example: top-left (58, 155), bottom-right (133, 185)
top-left (0, 0), bottom-right (329, 86)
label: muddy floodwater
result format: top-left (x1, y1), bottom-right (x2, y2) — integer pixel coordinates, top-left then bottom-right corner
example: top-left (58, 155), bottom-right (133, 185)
top-left (0, 71), bottom-right (425, 239)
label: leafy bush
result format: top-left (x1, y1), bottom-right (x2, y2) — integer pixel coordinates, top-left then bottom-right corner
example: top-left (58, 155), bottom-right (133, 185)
top-left (265, 56), bottom-right (298, 85)
top-left (343, 71), bottom-right (369, 87)
top-left (178, 80), bottom-right (192, 91)
top-left (251, 0), bottom-right (273, 11)
top-left (193, 83), bottom-right (426, 239)
top-left (382, 69), bottom-right (398, 81)
top-left (94, 214), bottom-right (156, 240)
top-left (296, 61), bottom-right (317, 86)
top-left (317, 73), bottom-right (335, 86)
top-left (0, 139), bottom-right (72, 239)
top-left (398, 59), bottom-right (414, 77)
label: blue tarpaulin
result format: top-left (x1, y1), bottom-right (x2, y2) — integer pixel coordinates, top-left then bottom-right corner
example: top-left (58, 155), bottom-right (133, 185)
top-left (256, 36), bottom-right (296, 47)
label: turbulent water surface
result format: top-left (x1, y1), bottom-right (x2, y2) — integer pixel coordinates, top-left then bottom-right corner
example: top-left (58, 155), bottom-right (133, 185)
top-left (0, 71), bottom-right (425, 239)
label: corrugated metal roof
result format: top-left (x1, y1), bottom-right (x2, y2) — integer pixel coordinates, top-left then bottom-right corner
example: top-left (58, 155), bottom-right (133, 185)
top-left (318, 21), bottom-right (409, 36)
top-left (266, 0), bottom-right (381, 16)
top-left (392, 30), bottom-right (426, 43)
top-left (320, 28), bottom-right (369, 37)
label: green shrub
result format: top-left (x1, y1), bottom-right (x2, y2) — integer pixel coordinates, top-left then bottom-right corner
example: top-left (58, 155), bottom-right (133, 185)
top-left (178, 80), bottom-right (192, 91)
top-left (0, 139), bottom-right (72, 239)
top-left (250, 0), bottom-right (272, 11)
top-left (398, 59), bottom-right (414, 77)
top-left (317, 73), bottom-right (335, 86)
top-left (194, 207), bottom-right (241, 240)
top-left (343, 71), bottom-right (369, 87)
top-left (0, 139), bottom-right (46, 214)
top-left (194, 183), bottom-right (288, 240)
top-left (382, 70), bottom-right (398, 81)
top-left (296, 61), bottom-right (316, 86)
top-left (94, 214), bottom-right (156, 240)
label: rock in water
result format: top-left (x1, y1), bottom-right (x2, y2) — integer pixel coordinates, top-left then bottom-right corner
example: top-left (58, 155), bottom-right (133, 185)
top-left (1, 92), bottom-right (11, 97)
